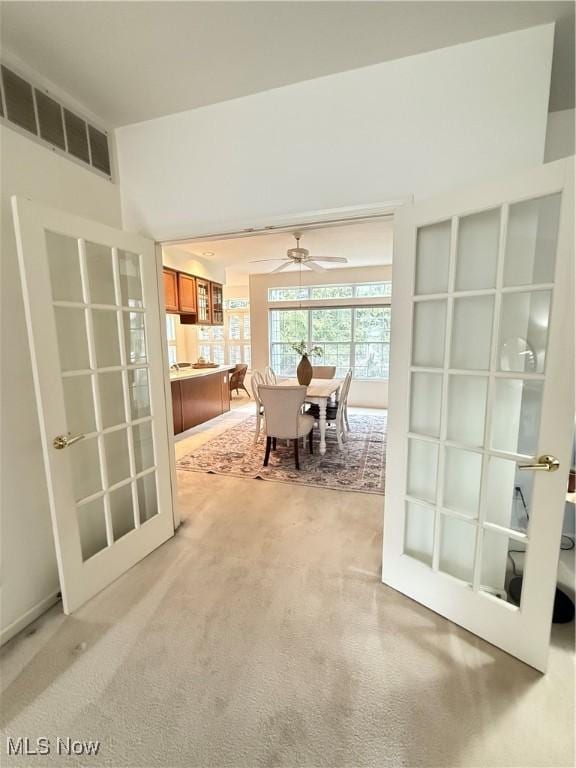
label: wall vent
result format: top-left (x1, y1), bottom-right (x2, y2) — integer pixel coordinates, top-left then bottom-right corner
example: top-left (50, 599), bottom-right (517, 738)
top-left (0, 63), bottom-right (112, 180)
top-left (35, 90), bottom-right (66, 149)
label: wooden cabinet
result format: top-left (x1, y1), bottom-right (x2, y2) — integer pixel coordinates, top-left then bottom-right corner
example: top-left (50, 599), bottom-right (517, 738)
top-left (221, 369), bottom-right (230, 413)
top-left (177, 272), bottom-right (197, 314)
top-left (163, 269), bottom-right (179, 312)
top-left (162, 267), bottom-right (223, 326)
top-left (210, 282), bottom-right (224, 325)
top-left (171, 370), bottom-right (232, 434)
top-left (196, 278), bottom-right (211, 324)
top-left (171, 380), bottom-right (183, 435)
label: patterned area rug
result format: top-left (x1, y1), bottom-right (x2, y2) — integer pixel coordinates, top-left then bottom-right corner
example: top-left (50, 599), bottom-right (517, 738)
top-left (176, 412), bottom-right (387, 494)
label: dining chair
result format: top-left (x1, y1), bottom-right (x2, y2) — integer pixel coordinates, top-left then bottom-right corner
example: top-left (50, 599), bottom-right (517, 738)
top-left (264, 366), bottom-right (277, 384)
top-left (308, 368), bottom-right (353, 449)
top-left (251, 370), bottom-right (267, 443)
top-left (258, 385), bottom-right (314, 470)
top-left (312, 365), bottom-right (336, 379)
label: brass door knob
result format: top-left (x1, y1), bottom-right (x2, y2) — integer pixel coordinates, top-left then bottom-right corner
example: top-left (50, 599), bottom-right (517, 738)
top-left (53, 433), bottom-right (85, 450)
top-left (518, 454), bottom-right (560, 472)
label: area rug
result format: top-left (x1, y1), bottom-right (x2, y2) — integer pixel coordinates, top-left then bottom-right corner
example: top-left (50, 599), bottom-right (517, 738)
top-left (176, 413), bottom-right (387, 494)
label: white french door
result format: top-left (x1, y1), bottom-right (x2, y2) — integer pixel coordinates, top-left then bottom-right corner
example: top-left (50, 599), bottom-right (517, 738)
top-left (12, 197), bottom-right (175, 613)
top-left (383, 159), bottom-right (574, 672)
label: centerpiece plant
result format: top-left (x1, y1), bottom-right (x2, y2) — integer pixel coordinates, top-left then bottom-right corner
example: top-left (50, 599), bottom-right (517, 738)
top-left (291, 341), bottom-right (323, 385)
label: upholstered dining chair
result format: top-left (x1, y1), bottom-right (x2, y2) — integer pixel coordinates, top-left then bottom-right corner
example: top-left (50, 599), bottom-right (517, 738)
top-left (229, 363), bottom-right (250, 397)
top-left (251, 370), bottom-right (267, 444)
top-left (258, 385), bottom-right (314, 470)
top-left (264, 366), bottom-right (277, 384)
top-left (312, 365), bottom-right (336, 379)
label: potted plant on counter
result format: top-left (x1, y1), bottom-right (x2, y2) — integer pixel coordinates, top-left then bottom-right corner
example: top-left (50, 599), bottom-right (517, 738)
top-left (291, 341), bottom-right (323, 385)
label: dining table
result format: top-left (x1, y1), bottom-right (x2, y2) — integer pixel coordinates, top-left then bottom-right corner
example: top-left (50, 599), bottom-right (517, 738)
top-left (277, 377), bottom-right (343, 455)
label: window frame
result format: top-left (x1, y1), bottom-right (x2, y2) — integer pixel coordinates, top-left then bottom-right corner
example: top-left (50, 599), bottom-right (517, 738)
top-left (197, 304), bottom-right (251, 368)
top-left (269, 302), bottom-right (391, 381)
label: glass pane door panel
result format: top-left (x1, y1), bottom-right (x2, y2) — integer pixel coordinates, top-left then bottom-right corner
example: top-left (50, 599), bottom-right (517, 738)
top-left (104, 429), bottom-right (130, 486)
top-left (451, 295), bottom-right (494, 370)
top-left (118, 250), bottom-right (143, 308)
top-left (485, 456), bottom-right (532, 532)
top-left (407, 438), bottom-right (438, 503)
top-left (491, 378), bottom-right (543, 456)
top-left (133, 421), bottom-right (154, 472)
top-left (70, 437), bottom-right (102, 501)
top-left (54, 307), bottom-right (90, 371)
top-left (404, 501), bottom-right (434, 566)
top-left (77, 497), bottom-right (108, 561)
top-left (46, 231), bottom-right (82, 302)
top-left (455, 208), bottom-right (500, 291)
top-left (93, 309), bottom-right (121, 368)
top-left (498, 291), bottom-right (551, 374)
top-left (137, 472), bottom-right (159, 523)
top-left (412, 300), bottom-right (446, 368)
top-left (128, 368), bottom-right (151, 420)
top-left (504, 194), bottom-right (561, 287)
top-left (439, 514), bottom-right (476, 583)
top-left (110, 483), bottom-right (136, 540)
top-left (409, 372), bottom-right (442, 438)
top-left (63, 375), bottom-right (96, 435)
top-left (446, 375), bottom-right (487, 448)
top-left (480, 529), bottom-right (523, 604)
top-left (99, 372), bottom-right (126, 428)
top-left (85, 241), bottom-right (116, 305)
top-left (415, 221), bottom-right (451, 295)
top-left (443, 446), bottom-right (482, 517)
top-left (123, 311), bottom-right (147, 364)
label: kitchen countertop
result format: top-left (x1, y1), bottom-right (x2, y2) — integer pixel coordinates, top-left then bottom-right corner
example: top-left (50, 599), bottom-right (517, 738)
top-left (169, 364), bottom-right (235, 382)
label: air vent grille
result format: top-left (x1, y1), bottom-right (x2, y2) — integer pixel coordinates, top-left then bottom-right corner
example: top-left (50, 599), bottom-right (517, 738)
top-left (2, 65), bottom-right (37, 135)
top-left (88, 124), bottom-right (111, 175)
top-left (0, 63), bottom-right (112, 179)
top-left (35, 90), bottom-right (65, 149)
top-left (63, 108), bottom-right (90, 163)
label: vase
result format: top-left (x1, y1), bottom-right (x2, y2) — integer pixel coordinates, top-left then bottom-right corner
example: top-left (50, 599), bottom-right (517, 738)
top-left (297, 354), bottom-right (313, 385)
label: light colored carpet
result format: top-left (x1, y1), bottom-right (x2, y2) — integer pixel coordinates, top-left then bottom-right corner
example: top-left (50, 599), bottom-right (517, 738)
top-left (176, 413), bottom-right (386, 494)
top-left (1, 471), bottom-right (574, 767)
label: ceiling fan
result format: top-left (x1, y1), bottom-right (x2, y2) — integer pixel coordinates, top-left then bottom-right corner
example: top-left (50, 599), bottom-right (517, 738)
top-left (249, 232), bottom-right (348, 273)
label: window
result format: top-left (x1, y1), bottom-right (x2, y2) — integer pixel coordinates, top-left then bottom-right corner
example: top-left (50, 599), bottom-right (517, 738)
top-left (268, 281), bottom-right (391, 302)
top-left (270, 306), bottom-right (391, 379)
top-left (166, 315), bottom-right (177, 365)
top-left (197, 301), bottom-right (251, 367)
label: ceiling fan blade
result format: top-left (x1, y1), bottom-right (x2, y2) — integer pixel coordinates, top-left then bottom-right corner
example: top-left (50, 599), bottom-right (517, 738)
top-left (305, 261), bottom-right (326, 272)
top-left (314, 257), bottom-right (348, 263)
top-left (271, 262), bottom-right (292, 273)
top-left (249, 258), bottom-right (287, 263)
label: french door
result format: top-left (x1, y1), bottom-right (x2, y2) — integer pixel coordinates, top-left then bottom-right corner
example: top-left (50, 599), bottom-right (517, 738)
top-left (383, 159), bottom-right (574, 671)
top-left (12, 197), bottom-right (175, 613)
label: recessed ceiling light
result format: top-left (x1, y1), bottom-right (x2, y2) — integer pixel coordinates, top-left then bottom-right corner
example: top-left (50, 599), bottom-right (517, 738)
top-left (202, 251), bottom-right (215, 257)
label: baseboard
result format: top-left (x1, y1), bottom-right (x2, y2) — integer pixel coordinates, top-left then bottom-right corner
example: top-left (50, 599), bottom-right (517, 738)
top-left (0, 591), bottom-right (61, 646)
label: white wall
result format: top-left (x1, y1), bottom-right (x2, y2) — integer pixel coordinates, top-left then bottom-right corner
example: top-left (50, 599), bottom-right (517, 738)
top-left (545, 109), bottom-right (575, 162)
top-left (116, 25), bottom-right (553, 241)
top-left (0, 125), bottom-right (122, 643)
top-left (250, 266), bottom-right (392, 408)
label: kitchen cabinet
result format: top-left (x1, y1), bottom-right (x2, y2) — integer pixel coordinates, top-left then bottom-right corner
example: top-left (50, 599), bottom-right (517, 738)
top-left (196, 278), bottom-right (211, 324)
top-left (163, 269), bottom-right (179, 312)
top-left (170, 369), bottom-right (233, 434)
top-left (210, 282), bottom-right (224, 325)
top-left (177, 273), bottom-right (197, 314)
top-left (171, 380), bottom-right (183, 434)
top-left (162, 267), bottom-right (224, 326)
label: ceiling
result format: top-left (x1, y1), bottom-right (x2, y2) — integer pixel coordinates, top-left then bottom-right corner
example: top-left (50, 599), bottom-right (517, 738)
top-left (1, 2), bottom-right (573, 127)
top-left (178, 219), bottom-right (394, 282)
